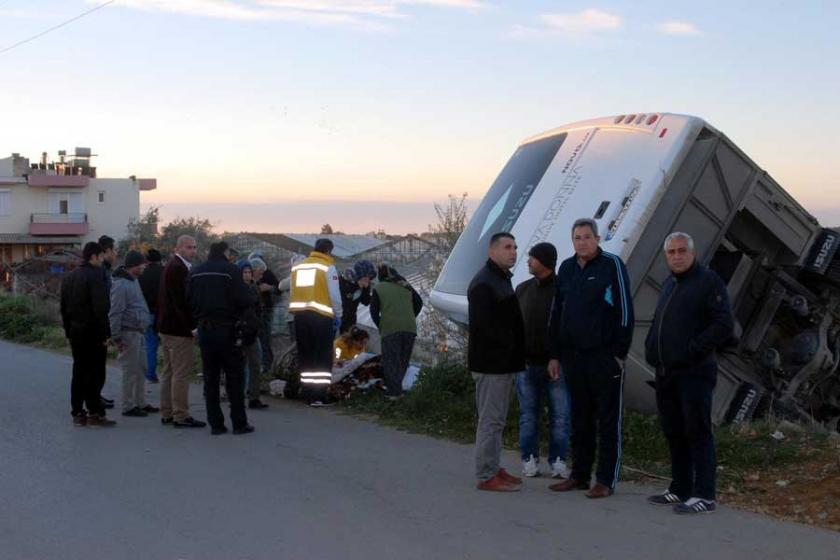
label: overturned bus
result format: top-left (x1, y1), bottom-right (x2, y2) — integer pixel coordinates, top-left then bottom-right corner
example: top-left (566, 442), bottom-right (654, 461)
top-left (430, 113), bottom-right (840, 431)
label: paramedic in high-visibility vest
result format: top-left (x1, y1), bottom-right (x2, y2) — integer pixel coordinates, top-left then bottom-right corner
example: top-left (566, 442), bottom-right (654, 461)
top-left (289, 238), bottom-right (343, 405)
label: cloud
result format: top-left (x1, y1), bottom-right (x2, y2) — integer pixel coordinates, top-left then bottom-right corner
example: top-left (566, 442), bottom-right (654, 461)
top-left (106, 0), bottom-right (485, 30)
top-left (511, 8), bottom-right (621, 37)
top-left (657, 20), bottom-right (702, 36)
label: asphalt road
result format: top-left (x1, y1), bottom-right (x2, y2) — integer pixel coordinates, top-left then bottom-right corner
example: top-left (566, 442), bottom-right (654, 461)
top-left (1, 339), bottom-right (838, 560)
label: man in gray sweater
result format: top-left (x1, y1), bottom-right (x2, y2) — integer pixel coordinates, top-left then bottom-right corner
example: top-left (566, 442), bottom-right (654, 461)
top-left (110, 251), bottom-right (157, 417)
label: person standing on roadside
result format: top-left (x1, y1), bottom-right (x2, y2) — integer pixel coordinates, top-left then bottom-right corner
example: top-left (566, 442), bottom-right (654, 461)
top-left (249, 251), bottom-right (280, 373)
top-left (289, 239), bottom-right (343, 406)
top-left (468, 232), bottom-right (526, 492)
top-left (97, 234), bottom-right (118, 409)
top-left (139, 248), bottom-right (163, 383)
top-left (339, 260), bottom-right (376, 334)
top-left (548, 218), bottom-right (634, 499)
top-left (188, 242), bottom-right (256, 435)
top-left (240, 259), bottom-right (268, 410)
top-left (157, 235), bottom-right (206, 429)
top-left (60, 242), bottom-right (114, 427)
top-left (370, 264), bottom-right (422, 398)
top-left (645, 232), bottom-right (734, 515)
top-left (110, 251), bottom-right (159, 418)
top-left (515, 242), bottom-right (570, 479)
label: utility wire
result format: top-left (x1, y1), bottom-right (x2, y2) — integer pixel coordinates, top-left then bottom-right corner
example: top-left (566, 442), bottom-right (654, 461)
top-left (0, 0), bottom-right (117, 56)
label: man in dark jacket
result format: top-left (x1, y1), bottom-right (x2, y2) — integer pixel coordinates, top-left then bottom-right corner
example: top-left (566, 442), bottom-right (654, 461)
top-left (644, 232), bottom-right (734, 515)
top-left (370, 264), bottom-right (422, 397)
top-left (339, 260), bottom-right (376, 334)
top-left (188, 242), bottom-right (257, 435)
top-left (60, 242), bottom-right (114, 427)
top-left (515, 242), bottom-right (570, 479)
top-left (157, 235), bottom-right (205, 428)
top-left (468, 232), bottom-right (526, 492)
top-left (139, 248), bottom-right (163, 382)
top-left (548, 218), bottom-right (634, 498)
top-left (249, 251), bottom-right (279, 373)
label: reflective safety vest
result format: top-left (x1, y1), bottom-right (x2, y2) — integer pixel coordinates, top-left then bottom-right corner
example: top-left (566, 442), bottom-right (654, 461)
top-left (289, 251), bottom-right (336, 318)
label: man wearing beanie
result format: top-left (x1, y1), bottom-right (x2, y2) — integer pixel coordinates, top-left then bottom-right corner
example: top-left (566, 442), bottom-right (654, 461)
top-left (110, 250), bottom-right (158, 417)
top-left (139, 248), bottom-right (164, 383)
top-left (515, 242), bottom-right (571, 479)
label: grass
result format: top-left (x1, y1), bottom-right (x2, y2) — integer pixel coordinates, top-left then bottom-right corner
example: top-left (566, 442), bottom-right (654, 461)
top-left (341, 360), bottom-right (836, 488)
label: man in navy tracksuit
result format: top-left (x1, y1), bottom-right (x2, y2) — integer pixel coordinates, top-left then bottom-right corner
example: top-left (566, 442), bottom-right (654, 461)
top-left (644, 232), bottom-right (734, 514)
top-left (548, 218), bottom-right (634, 498)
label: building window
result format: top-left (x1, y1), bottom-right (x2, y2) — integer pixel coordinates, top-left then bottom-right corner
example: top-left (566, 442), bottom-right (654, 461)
top-left (97, 191), bottom-right (105, 204)
top-left (0, 190), bottom-right (10, 215)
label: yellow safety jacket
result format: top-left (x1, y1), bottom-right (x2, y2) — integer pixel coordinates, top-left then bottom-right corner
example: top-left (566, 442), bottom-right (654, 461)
top-left (289, 251), bottom-right (339, 318)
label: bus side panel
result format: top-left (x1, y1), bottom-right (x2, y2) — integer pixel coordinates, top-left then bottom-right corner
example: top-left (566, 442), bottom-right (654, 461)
top-left (624, 129), bottom-right (769, 422)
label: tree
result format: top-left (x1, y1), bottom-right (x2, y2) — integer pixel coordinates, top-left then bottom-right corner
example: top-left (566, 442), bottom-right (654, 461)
top-left (158, 216), bottom-right (220, 259)
top-left (119, 206), bottom-right (161, 255)
top-left (320, 224), bottom-right (334, 234)
top-left (429, 192), bottom-right (468, 253)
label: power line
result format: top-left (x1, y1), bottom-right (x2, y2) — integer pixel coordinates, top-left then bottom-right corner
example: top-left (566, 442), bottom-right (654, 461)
top-left (0, 0), bottom-right (117, 56)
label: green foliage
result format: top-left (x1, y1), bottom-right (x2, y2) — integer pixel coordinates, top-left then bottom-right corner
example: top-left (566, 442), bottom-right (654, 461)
top-left (343, 361), bottom-right (834, 484)
top-left (0, 295), bottom-right (46, 342)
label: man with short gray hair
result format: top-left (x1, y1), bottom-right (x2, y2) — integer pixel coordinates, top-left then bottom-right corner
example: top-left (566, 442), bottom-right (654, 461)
top-left (644, 232), bottom-right (734, 514)
top-left (548, 217), bottom-right (634, 498)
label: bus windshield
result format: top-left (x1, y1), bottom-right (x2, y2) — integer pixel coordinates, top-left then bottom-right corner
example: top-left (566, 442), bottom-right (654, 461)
top-left (434, 133), bottom-right (567, 295)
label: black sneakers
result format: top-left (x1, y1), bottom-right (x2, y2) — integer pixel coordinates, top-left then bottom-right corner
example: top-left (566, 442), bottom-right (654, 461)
top-left (647, 490), bottom-right (683, 506)
top-left (232, 425), bottom-right (255, 435)
top-left (674, 498), bottom-right (716, 515)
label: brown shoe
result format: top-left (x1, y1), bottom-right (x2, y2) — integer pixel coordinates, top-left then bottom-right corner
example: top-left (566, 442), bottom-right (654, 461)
top-left (498, 468), bottom-right (523, 485)
top-left (585, 482), bottom-right (614, 499)
top-left (72, 414), bottom-right (87, 427)
top-left (87, 414), bottom-right (117, 427)
top-left (477, 473), bottom-right (521, 492)
top-left (549, 478), bottom-right (590, 492)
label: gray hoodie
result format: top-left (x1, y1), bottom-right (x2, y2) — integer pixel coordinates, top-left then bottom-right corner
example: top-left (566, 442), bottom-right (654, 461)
top-left (109, 266), bottom-right (151, 338)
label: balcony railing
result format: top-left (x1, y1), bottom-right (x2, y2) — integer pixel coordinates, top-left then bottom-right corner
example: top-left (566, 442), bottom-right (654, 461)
top-left (29, 213), bottom-right (89, 236)
top-left (31, 213), bottom-right (88, 224)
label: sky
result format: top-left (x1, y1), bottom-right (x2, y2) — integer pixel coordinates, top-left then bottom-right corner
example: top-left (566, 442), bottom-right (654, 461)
top-left (1, 0), bottom-right (838, 234)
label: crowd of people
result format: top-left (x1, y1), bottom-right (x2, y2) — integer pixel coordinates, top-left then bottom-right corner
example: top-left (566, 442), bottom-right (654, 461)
top-left (59, 234), bottom-right (423, 434)
top-left (58, 221), bottom-right (733, 517)
top-left (468, 219), bottom-right (734, 516)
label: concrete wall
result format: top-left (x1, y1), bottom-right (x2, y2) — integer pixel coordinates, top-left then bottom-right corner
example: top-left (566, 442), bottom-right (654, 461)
top-left (0, 178), bottom-right (140, 243)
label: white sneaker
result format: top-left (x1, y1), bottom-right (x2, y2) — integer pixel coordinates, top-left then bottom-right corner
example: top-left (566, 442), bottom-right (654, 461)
top-left (550, 458), bottom-right (570, 479)
top-left (521, 455), bottom-right (540, 477)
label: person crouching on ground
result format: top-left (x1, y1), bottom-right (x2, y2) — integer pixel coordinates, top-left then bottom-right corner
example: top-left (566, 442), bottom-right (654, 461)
top-left (467, 232), bottom-right (526, 492)
top-left (370, 264), bottom-right (423, 398)
top-left (110, 250), bottom-right (159, 418)
top-left (334, 326), bottom-right (370, 365)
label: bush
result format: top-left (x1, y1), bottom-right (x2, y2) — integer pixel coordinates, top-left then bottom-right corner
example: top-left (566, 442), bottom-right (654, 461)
top-left (0, 294), bottom-right (48, 342)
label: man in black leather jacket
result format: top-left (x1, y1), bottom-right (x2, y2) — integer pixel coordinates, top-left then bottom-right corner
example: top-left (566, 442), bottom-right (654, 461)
top-left (467, 232), bottom-right (525, 492)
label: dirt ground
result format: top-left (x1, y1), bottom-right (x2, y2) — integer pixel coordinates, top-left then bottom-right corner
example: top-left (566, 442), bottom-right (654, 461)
top-left (719, 438), bottom-right (840, 531)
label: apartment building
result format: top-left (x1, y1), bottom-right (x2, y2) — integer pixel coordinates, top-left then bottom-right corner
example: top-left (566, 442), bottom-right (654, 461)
top-left (0, 149), bottom-right (156, 264)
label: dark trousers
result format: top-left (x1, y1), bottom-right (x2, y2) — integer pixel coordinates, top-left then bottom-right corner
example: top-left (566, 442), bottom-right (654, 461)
top-left (70, 336), bottom-right (107, 416)
top-left (294, 311), bottom-right (335, 403)
top-left (381, 332), bottom-right (416, 396)
top-left (198, 325), bottom-right (248, 430)
top-left (656, 373), bottom-right (717, 501)
top-left (562, 351), bottom-right (624, 488)
top-left (258, 312), bottom-right (274, 373)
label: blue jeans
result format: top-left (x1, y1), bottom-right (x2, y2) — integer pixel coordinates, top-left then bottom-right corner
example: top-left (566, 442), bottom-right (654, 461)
top-left (516, 365), bottom-right (570, 463)
top-left (144, 316), bottom-right (159, 381)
